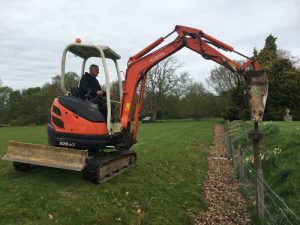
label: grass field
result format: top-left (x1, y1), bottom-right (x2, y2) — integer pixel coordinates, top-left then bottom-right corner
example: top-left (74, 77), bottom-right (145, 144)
top-left (0, 119), bottom-right (220, 225)
top-left (227, 121), bottom-right (300, 219)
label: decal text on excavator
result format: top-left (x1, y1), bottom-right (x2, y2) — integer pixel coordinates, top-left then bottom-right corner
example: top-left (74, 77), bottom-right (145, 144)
top-left (125, 103), bottom-right (130, 111)
top-left (149, 52), bottom-right (166, 63)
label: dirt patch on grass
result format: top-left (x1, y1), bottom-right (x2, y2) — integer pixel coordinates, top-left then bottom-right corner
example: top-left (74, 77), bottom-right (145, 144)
top-left (194, 124), bottom-right (251, 225)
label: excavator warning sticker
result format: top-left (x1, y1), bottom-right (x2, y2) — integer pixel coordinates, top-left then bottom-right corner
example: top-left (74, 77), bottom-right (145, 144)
top-left (125, 103), bottom-right (130, 111)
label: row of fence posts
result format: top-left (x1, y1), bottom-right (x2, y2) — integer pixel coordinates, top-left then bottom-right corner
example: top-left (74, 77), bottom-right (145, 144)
top-left (225, 122), bottom-right (265, 221)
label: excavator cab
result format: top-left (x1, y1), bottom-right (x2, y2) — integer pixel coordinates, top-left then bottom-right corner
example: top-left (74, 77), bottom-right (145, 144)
top-left (61, 41), bottom-right (123, 130)
top-left (47, 41), bottom-right (124, 150)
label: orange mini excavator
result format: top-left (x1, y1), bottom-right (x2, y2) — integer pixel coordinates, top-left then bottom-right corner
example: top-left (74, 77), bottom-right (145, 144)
top-left (2, 25), bottom-right (268, 183)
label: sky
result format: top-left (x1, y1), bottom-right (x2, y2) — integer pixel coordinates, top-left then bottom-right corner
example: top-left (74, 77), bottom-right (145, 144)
top-left (0, 0), bottom-right (299, 90)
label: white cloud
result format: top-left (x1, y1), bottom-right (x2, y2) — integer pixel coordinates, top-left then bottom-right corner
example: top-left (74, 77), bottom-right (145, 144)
top-left (0, 0), bottom-right (299, 90)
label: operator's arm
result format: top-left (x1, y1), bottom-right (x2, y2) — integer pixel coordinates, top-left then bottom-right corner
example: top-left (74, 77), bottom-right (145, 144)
top-left (92, 78), bottom-right (106, 97)
top-left (97, 90), bottom-right (106, 97)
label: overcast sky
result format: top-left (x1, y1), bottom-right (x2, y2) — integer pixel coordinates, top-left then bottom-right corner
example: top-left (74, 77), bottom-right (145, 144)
top-left (1, 0), bottom-right (299, 90)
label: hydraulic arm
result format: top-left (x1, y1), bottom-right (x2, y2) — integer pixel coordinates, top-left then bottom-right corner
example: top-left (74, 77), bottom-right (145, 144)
top-left (119, 25), bottom-right (268, 145)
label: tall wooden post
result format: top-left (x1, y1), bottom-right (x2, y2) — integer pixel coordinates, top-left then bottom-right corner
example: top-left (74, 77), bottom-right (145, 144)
top-left (248, 122), bottom-right (264, 220)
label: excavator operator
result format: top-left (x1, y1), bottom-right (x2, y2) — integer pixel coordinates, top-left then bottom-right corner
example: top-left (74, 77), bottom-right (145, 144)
top-left (79, 64), bottom-right (107, 119)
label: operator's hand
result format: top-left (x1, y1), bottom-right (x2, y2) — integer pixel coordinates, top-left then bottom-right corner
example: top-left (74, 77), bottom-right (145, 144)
top-left (97, 90), bottom-right (105, 96)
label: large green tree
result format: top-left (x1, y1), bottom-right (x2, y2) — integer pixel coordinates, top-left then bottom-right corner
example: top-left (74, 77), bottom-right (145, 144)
top-left (255, 35), bottom-right (278, 70)
top-left (255, 35), bottom-right (300, 120)
top-left (223, 35), bottom-right (300, 121)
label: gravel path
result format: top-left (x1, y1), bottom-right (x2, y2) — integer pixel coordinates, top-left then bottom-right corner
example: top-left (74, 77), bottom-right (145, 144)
top-left (194, 124), bottom-right (251, 225)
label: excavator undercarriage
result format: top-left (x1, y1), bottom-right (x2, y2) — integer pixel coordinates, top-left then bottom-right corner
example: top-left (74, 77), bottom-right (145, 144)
top-left (3, 141), bottom-right (136, 184)
top-left (82, 150), bottom-right (136, 184)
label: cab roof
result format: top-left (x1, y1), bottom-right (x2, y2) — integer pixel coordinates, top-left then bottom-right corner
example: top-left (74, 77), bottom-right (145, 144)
top-left (67, 44), bottom-right (121, 60)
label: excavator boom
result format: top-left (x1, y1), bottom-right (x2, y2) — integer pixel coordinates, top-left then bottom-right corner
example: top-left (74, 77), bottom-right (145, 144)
top-left (119, 25), bottom-right (268, 145)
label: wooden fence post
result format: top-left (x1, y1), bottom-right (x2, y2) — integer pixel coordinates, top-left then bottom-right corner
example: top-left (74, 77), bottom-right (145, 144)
top-left (257, 169), bottom-right (265, 220)
top-left (248, 122), bottom-right (265, 221)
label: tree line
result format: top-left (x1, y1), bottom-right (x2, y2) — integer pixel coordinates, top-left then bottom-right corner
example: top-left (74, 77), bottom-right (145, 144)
top-left (225, 35), bottom-right (300, 121)
top-left (0, 35), bottom-right (299, 126)
top-left (0, 73), bottom-right (79, 126)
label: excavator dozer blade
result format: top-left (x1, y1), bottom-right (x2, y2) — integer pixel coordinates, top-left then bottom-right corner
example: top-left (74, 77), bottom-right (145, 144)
top-left (2, 141), bottom-right (88, 171)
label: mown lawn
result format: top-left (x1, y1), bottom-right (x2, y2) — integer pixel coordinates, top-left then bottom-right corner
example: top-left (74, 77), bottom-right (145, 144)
top-left (0, 119), bottom-right (219, 225)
